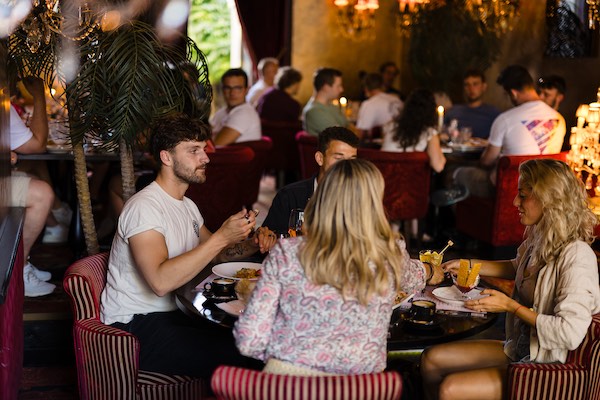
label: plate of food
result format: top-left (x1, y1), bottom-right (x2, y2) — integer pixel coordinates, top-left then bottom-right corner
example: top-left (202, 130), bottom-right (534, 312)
top-left (212, 262), bottom-right (262, 281)
top-left (432, 286), bottom-right (486, 306)
top-left (393, 291), bottom-right (415, 310)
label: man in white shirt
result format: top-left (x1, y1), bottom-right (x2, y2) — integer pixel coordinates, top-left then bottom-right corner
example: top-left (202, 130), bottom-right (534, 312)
top-left (356, 73), bottom-right (403, 138)
top-left (211, 68), bottom-right (262, 146)
top-left (246, 57), bottom-right (279, 107)
top-left (455, 65), bottom-right (566, 197)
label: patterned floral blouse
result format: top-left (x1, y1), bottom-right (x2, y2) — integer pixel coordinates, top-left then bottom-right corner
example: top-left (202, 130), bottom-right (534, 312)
top-left (234, 237), bottom-right (427, 374)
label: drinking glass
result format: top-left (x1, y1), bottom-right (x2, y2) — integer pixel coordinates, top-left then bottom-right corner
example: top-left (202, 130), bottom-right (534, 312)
top-left (288, 209), bottom-right (304, 237)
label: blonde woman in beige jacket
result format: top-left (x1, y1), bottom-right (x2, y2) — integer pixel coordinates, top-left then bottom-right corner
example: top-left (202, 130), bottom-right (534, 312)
top-left (421, 158), bottom-right (600, 400)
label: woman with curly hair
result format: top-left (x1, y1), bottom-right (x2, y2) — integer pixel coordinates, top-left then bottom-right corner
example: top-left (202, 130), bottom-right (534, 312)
top-left (420, 158), bottom-right (600, 400)
top-left (381, 88), bottom-right (446, 172)
top-left (234, 159), bottom-right (444, 375)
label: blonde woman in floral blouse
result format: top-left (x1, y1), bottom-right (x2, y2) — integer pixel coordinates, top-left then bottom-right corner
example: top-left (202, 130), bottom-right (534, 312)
top-left (234, 159), bottom-right (444, 376)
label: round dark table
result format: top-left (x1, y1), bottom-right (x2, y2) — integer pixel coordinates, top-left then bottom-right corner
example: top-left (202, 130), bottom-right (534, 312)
top-left (176, 271), bottom-right (498, 352)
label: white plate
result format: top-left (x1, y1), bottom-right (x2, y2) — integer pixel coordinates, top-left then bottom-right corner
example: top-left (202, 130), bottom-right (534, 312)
top-left (215, 300), bottom-right (245, 316)
top-left (212, 262), bottom-right (262, 281)
top-left (392, 293), bottom-right (415, 310)
top-left (432, 286), bottom-right (486, 306)
top-left (46, 144), bottom-right (73, 154)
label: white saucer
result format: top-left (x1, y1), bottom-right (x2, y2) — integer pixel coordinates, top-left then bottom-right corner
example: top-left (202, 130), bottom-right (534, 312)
top-left (432, 286), bottom-right (486, 306)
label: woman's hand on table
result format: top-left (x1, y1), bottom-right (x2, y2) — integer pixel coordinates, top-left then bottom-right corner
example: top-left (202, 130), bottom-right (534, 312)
top-left (464, 288), bottom-right (513, 313)
top-left (254, 227), bottom-right (277, 253)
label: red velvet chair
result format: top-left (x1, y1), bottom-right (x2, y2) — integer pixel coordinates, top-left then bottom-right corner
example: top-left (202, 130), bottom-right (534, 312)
top-left (508, 313), bottom-right (600, 400)
top-left (186, 146), bottom-right (255, 232)
top-left (296, 131), bottom-right (319, 180)
top-left (358, 149), bottom-right (431, 239)
top-left (455, 152), bottom-right (568, 247)
top-left (211, 365), bottom-right (403, 400)
top-left (63, 253), bottom-right (207, 399)
top-left (261, 119), bottom-right (303, 185)
top-left (230, 137), bottom-right (273, 209)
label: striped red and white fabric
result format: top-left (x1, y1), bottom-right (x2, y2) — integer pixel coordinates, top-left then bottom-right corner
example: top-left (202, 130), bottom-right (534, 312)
top-left (211, 365), bottom-right (403, 400)
top-left (63, 252), bottom-right (207, 400)
top-left (508, 313), bottom-right (600, 400)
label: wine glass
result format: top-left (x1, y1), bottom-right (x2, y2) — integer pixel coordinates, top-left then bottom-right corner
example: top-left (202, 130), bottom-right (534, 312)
top-left (288, 208), bottom-right (304, 237)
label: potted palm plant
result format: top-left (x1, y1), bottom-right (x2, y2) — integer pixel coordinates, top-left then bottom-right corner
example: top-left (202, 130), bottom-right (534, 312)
top-left (9, 4), bottom-right (211, 255)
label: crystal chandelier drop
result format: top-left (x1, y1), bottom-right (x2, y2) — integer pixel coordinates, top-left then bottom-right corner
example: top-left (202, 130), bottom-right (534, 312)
top-left (396, 0), bottom-right (431, 36)
top-left (18, 0), bottom-right (101, 53)
top-left (588, 0), bottom-right (600, 29)
top-left (567, 88), bottom-right (600, 204)
top-left (332, 0), bottom-right (380, 41)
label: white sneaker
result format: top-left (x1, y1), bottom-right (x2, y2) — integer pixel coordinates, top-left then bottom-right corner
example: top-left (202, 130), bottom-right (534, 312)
top-left (42, 223), bottom-right (69, 244)
top-left (25, 262), bottom-right (52, 282)
top-left (51, 202), bottom-right (73, 226)
top-left (24, 264), bottom-right (56, 297)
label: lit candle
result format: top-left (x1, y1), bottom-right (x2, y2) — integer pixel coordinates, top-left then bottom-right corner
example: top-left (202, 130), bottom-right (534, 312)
top-left (340, 96), bottom-right (348, 114)
top-left (437, 105), bottom-right (444, 133)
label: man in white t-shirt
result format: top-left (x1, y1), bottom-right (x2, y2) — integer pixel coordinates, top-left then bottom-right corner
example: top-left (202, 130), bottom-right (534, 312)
top-left (356, 73), bottom-right (403, 138)
top-left (455, 65), bottom-right (566, 197)
top-left (211, 68), bottom-right (262, 146)
top-left (100, 113), bottom-right (276, 379)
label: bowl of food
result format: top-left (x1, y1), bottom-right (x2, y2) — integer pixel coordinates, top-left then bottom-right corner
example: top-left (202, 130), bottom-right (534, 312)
top-left (235, 279), bottom-right (257, 304)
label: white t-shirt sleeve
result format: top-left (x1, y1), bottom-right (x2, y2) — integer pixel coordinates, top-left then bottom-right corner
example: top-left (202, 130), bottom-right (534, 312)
top-left (487, 114), bottom-right (506, 148)
top-left (223, 105), bottom-right (262, 142)
top-left (118, 196), bottom-right (166, 244)
top-left (356, 102), bottom-right (374, 130)
top-left (10, 105), bottom-right (33, 151)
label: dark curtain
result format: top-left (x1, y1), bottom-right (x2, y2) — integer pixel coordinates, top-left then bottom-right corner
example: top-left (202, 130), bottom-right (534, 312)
top-left (234, 0), bottom-right (292, 76)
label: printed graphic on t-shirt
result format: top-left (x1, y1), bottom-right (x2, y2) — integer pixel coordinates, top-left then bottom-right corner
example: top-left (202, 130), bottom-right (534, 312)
top-left (522, 119), bottom-right (560, 153)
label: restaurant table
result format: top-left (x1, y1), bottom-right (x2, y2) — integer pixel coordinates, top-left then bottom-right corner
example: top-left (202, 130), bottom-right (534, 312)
top-left (18, 150), bottom-right (120, 256)
top-left (175, 269), bottom-right (498, 352)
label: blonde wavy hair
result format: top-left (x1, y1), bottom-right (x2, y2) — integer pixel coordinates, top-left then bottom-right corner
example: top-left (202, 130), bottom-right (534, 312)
top-left (299, 159), bottom-right (403, 305)
top-left (519, 159), bottom-right (597, 266)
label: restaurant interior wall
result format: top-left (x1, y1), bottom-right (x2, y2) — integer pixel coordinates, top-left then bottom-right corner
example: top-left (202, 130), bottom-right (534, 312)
top-left (291, 0), bottom-right (408, 104)
top-left (291, 0), bottom-right (600, 129)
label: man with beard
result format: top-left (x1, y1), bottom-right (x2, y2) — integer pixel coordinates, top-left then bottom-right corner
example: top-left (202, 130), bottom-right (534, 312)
top-left (445, 69), bottom-right (500, 139)
top-left (100, 113), bottom-right (276, 379)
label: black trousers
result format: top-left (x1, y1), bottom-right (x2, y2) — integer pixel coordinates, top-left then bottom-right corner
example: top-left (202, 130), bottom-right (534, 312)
top-left (112, 310), bottom-right (262, 379)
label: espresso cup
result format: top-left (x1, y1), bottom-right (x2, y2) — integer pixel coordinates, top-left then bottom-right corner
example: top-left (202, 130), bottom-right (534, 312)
top-left (204, 278), bottom-right (236, 297)
top-left (409, 300), bottom-right (436, 323)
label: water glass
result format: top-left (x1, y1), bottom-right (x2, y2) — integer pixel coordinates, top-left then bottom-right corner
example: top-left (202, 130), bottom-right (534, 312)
top-left (288, 208), bottom-right (304, 237)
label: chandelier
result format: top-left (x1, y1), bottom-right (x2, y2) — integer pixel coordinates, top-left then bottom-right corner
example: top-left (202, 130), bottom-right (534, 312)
top-left (567, 88), bottom-right (600, 207)
top-left (396, 0), bottom-right (519, 37)
top-left (588, 0), bottom-right (600, 29)
top-left (332, 0), bottom-right (380, 41)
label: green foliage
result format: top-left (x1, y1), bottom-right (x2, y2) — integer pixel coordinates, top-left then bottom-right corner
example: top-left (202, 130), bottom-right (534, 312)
top-left (409, 2), bottom-right (501, 99)
top-left (188, 0), bottom-right (231, 81)
top-left (64, 21), bottom-right (212, 149)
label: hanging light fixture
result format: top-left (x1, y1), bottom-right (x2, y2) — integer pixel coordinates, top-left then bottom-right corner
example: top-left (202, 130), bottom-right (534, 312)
top-left (587, 0), bottom-right (600, 29)
top-left (332, 0), bottom-right (380, 41)
top-left (395, 0), bottom-right (519, 37)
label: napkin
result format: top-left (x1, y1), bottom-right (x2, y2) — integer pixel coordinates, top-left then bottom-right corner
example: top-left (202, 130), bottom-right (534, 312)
top-left (215, 300), bottom-right (245, 316)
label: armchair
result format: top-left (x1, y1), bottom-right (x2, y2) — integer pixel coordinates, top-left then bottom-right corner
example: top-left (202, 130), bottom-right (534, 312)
top-left (211, 365), bottom-right (403, 400)
top-left (508, 313), bottom-right (600, 400)
top-left (455, 152), bottom-right (568, 247)
top-left (63, 253), bottom-right (206, 399)
top-left (295, 131), bottom-right (319, 180)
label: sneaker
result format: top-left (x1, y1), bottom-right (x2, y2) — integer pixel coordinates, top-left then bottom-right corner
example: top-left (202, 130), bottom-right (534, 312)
top-left (26, 262), bottom-right (52, 282)
top-left (51, 202), bottom-right (73, 226)
top-left (24, 264), bottom-right (56, 297)
top-left (42, 223), bottom-right (69, 244)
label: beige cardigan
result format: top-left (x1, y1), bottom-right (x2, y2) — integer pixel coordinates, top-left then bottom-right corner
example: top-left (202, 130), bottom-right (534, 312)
top-left (505, 240), bottom-right (600, 363)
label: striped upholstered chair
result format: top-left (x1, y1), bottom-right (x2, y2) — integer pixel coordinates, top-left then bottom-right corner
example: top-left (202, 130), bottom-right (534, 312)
top-left (63, 252), bottom-right (207, 400)
top-left (211, 365), bottom-right (403, 400)
top-left (508, 313), bottom-right (600, 400)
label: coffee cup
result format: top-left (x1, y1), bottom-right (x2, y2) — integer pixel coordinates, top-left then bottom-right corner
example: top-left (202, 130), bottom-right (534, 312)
top-left (409, 300), bottom-right (436, 323)
top-left (204, 278), bottom-right (236, 297)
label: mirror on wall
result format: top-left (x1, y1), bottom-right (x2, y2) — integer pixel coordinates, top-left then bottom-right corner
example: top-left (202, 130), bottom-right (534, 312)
top-left (545, 0), bottom-right (599, 57)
